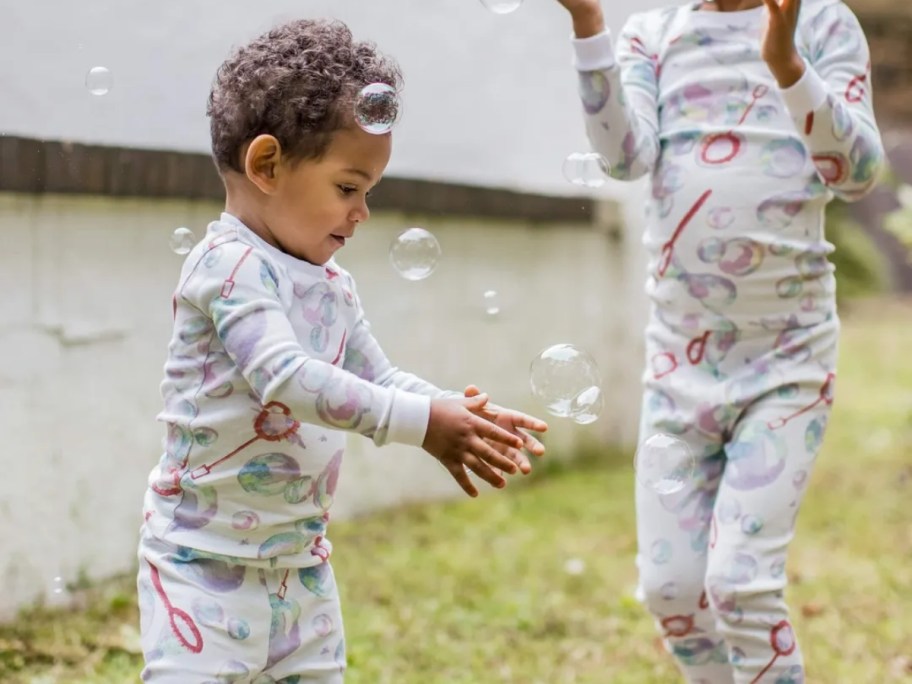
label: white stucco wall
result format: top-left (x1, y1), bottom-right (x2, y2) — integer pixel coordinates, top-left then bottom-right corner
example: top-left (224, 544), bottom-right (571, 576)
top-left (0, 0), bottom-right (662, 620)
top-left (0, 191), bottom-right (648, 620)
top-left (0, 0), bottom-right (669, 196)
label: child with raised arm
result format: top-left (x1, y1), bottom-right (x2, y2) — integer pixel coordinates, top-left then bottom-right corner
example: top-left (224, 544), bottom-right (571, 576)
top-left (137, 19), bottom-right (547, 683)
top-left (554, 0), bottom-right (883, 681)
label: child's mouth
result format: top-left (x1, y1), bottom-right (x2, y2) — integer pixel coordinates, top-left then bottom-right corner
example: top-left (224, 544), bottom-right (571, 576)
top-left (331, 235), bottom-right (346, 246)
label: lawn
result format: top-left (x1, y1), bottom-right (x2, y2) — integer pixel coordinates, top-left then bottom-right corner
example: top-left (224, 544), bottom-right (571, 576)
top-left (2, 298), bottom-right (910, 683)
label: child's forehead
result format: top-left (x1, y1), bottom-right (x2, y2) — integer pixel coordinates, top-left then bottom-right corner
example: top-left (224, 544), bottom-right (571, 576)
top-left (321, 128), bottom-right (391, 171)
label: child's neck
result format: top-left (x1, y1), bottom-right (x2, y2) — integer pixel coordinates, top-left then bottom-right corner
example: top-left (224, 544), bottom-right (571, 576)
top-left (698, 0), bottom-right (763, 11)
top-left (223, 174), bottom-right (280, 250)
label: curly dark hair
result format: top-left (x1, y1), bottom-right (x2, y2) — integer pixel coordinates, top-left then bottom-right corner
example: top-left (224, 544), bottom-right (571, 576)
top-left (207, 19), bottom-right (403, 173)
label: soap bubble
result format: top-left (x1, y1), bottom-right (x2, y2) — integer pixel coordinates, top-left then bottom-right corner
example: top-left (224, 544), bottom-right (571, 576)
top-left (47, 574), bottom-right (68, 607)
top-left (389, 227), bottom-right (441, 280)
top-left (85, 66), bottom-right (112, 96)
top-left (563, 558), bottom-right (586, 576)
top-left (562, 152), bottom-right (610, 189)
top-left (480, 0), bottom-right (524, 13)
top-left (483, 290), bottom-right (500, 317)
top-left (530, 344), bottom-right (601, 419)
top-left (634, 433), bottom-right (695, 495)
top-left (354, 83), bottom-right (400, 135)
top-left (170, 227), bottom-right (196, 255)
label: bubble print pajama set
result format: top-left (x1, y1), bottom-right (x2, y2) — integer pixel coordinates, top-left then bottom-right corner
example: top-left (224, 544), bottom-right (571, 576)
top-left (138, 213), bottom-right (454, 683)
top-left (569, 1), bottom-right (883, 682)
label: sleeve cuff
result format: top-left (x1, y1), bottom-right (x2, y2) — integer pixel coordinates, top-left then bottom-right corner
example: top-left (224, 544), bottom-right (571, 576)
top-left (572, 30), bottom-right (616, 71)
top-left (779, 61), bottom-right (828, 117)
top-left (385, 389), bottom-right (431, 448)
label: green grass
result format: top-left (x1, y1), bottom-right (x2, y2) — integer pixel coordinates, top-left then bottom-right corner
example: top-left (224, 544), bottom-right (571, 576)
top-left (2, 298), bottom-right (911, 683)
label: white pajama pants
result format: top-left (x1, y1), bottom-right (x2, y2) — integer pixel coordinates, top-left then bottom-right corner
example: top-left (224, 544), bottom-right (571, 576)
top-left (636, 316), bottom-right (838, 684)
top-left (137, 528), bottom-right (346, 684)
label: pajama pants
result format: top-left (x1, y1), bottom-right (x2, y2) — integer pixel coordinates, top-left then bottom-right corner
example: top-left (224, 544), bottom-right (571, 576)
top-left (137, 528), bottom-right (346, 683)
top-left (636, 315), bottom-right (838, 684)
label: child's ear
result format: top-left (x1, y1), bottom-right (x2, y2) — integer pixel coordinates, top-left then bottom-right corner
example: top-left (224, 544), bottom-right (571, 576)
top-left (244, 135), bottom-right (283, 193)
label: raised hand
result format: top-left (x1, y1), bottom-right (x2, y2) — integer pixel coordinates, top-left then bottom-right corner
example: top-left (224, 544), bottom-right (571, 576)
top-left (423, 394), bottom-right (527, 497)
top-left (464, 385), bottom-right (548, 475)
top-left (760, 0), bottom-right (806, 87)
top-left (553, 0), bottom-right (605, 39)
top-left (554, 0), bottom-right (601, 14)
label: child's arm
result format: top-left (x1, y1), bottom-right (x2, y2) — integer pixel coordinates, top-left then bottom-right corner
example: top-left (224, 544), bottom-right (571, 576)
top-left (341, 277), bottom-right (548, 474)
top-left (181, 243), bottom-right (524, 495)
top-left (764, 0), bottom-right (885, 202)
top-left (559, 1), bottom-right (660, 181)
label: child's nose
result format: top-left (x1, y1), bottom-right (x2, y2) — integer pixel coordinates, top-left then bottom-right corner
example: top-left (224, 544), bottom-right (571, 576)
top-left (351, 200), bottom-right (370, 224)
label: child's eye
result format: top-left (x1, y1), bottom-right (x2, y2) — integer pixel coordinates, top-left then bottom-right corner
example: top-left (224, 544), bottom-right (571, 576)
top-left (338, 185), bottom-right (357, 195)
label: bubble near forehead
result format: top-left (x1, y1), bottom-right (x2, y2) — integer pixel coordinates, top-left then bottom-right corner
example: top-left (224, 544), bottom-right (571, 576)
top-left (480, 0), bottom-right (524, 14)
top-left (354, 83), bottom-right (400, 135)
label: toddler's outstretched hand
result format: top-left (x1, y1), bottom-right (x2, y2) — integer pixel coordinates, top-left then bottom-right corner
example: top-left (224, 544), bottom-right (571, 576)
top-left (423, 394), bottom-right (527, 497)
top-left (464, 385), bottom-right (548, 476)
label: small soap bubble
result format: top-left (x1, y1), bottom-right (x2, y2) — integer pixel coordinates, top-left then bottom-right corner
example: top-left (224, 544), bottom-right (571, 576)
top-left (563, 558), bottom-right (586, 576)
top-left (389, 227), bottom-right (441, 281)
top-left (480, 0), bottom-right (524, 13)
top-left (85, 66), bottom-right (112, 96)
top-left (529, 344), bottom-right (601, 419)
top-left (170, 227), bottom-right (195, 255)
top-left (634, 433), bottom-right (695, 495)
top-left (48, 574), bottom-right (68, 607)
top-left (483, 290), bottom-right (500, 317)
top-left (354, 83), bottom-right (400, 135)
top-left (562, 152), bottom-right (610, 189)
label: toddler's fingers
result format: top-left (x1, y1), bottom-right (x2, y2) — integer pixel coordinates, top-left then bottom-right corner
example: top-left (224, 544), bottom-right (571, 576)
top-left (490, 431), bottom-right (534, 471)
top-left (476, 417), bottom-right (524, 450)
top-left (464, 393), bottom-right (489, 411)
top-left (520, 430), bottom-right (546, 457)
top-left (464, 454), bottom-right (507, 489)
top-left (514, 413), bottom-right (549, 433)
top-left (446, 462), bottom-right (479, 498)
top-left (464, 384), bottom-right (482, 397)
top-left (471, 437), bottom-right (519, 476)
top-left (509, 448), bottom-right (533, 475)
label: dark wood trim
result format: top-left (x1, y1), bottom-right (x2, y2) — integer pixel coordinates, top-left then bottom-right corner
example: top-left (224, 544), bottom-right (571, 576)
top-left (0, 136), bottom-right (595, 224)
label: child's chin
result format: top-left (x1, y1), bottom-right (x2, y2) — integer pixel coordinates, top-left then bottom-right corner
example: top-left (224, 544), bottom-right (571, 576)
top-left (290, 247), bottom-right (332, 266)
top-left (316, 248), bottom-right (339, 266)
